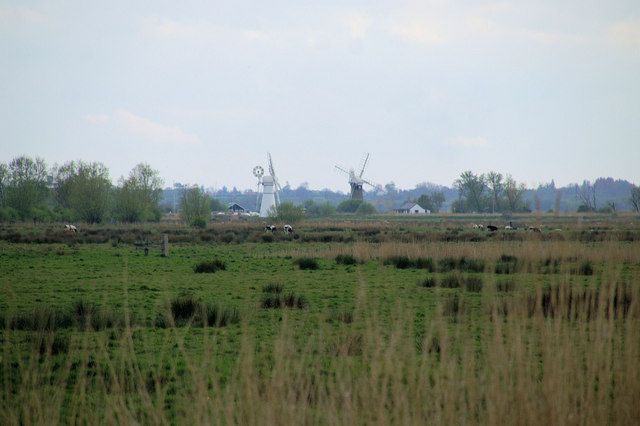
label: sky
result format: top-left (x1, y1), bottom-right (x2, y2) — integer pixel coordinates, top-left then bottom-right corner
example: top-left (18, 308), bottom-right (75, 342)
top-left (1, 0), bottom-right (639, 191)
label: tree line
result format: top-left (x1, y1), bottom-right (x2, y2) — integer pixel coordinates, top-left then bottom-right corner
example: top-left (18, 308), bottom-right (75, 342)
top-left (0, 156), bottom-right (164, 224)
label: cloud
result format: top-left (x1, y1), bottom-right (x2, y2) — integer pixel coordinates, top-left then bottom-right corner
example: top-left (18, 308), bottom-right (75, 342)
top-left (609, 19), bottom-right (640, 48)
top-left (85, 110), bottom-right (200, 145)
top-left (447, 137), bottom-right (488, 148)
top-left (344, 14), bottom-right (372, 41)
top-left (142, 17), bottom-right (270, 44)
top-left (0, 5), bottom-right (47, 24)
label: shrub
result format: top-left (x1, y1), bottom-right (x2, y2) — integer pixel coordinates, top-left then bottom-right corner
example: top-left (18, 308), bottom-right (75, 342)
top-left (191, 217), bottom-right (207, 229)
top-left (194, 259), bottom-right (226, 273)
top-left (464, 276), bottom-right (483, 292)
top-left (294, 257), bottom-right (319, 270)
top-left (335, 254), bottom-right (357, 265)
top-left (418, 277), bottom-right (437, 288)
top-left (414, 257), bottom-right (436, 271)
top-left (262, 283), bottom-right (284, 294)
top-left (261, 294), bottom-right (283, 309)
top-left (496, 279), bottom-right (516, 292)
top-left (441, 273), bottom-right (462, 289)
top-left (284, 292), bottom-right (308, 309)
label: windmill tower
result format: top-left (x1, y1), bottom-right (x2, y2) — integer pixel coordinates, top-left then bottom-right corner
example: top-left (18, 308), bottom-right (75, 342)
top-left (253, 153), bottom-right (282, 217)
top-left (335, 153), bottom-right (376, 200)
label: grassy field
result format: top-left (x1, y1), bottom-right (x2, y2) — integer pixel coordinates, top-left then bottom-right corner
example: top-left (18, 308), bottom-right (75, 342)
top-left (1, 216), bottom-right (639, 424)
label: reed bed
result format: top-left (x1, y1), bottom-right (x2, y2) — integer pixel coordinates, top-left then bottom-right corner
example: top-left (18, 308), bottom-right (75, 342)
top-left (2, 275), bottom-right (638, 425)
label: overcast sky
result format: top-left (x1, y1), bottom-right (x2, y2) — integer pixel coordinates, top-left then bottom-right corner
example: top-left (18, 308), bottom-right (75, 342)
top-left (1, 1), bottom-right (639, 191)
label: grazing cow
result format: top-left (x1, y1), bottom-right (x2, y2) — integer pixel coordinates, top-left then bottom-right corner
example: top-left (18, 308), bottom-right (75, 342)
top-left (64, 224), bottom-right (77, 233)
top-left (284, 224), bottom-right (294, 234)
top-left (505, 221), bottom-right (517, 230)
top-left (487, 225), bottom-right (498, 232)
top-left (265, 225), bottom-right (276, 232)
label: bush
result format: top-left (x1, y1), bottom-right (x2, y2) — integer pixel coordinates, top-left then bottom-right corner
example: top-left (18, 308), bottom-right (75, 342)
top-left (458, 257), bottom-right (485, 273)
top-left (191, 217), bottom-right (207, 229)
top-left (336, 254), bottom-right (358, 265)
top-left (464, 276), bottom-right (483, 292)
top-left (417, 277), bottom-right (437, 288)
top-left (200, 304), bottom-right (240, 327)
top-left (194, 259), bottom-right (226, 273)
top-left (438, 257), bottom-right (458, 272)
top-left (164, 296), bottom-right (239, 327)
top-left (294, 257), bottom-right (319, 270)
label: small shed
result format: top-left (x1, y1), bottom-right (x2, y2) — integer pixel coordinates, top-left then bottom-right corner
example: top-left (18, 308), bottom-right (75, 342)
top-left (395, 202), bottom-right (429, 214)
top-left (228, 203), bottom-right (246, 214)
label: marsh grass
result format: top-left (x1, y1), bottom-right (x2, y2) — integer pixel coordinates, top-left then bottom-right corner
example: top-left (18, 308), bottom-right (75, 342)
top-left (193, 259), bottom-right (226, 273)
top-left (1, 277), bottom-right (639, 424)
top-left (294, 257), bottom-right (319, 270)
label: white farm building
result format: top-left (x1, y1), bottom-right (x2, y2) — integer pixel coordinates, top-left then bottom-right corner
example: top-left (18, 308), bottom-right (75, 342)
top-left (395, 202), bottom-right (430, 215)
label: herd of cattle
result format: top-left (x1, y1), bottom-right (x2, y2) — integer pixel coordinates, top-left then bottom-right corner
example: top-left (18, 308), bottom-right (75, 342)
top-left (472, 221), bottom-right (542, 233)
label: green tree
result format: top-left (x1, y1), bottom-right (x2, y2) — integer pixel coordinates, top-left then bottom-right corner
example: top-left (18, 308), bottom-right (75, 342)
top-left (273, 202), bottom-right (304, 223)
top-left (211, 198), bottom-right (226, 212)
top-left (113, 164), bottom-right (163, 222)
top-left (414, 191), bottom-right (445, 213)
top-left (180, 186), bottom-right (211, 226)
top-left (0, 163), bottom-right (8, 207)
top-left (504, 175), bottom-right (528, 212)
top-left (454, 171), bottom-right (487, 213)
top-left (355, 201), bottom-right (376, 215)
top-left (54, 161), bottom-right (112, 223)
top-left (337, 199), bottom-right (363, 213)
top-left (303, 200), bottom-right (336, 217)
top-left (4, 156), bottom-right (49, 219)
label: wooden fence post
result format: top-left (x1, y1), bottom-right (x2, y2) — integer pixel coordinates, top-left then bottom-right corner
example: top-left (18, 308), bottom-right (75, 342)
top-left (161, 234), bottom-right (169, 257)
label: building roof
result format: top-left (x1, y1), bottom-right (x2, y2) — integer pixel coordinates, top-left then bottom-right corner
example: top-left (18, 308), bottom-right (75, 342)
top-left (397, 202), bottom-right (420, 210)
top-left (228, 203), bottom-right (246, 211)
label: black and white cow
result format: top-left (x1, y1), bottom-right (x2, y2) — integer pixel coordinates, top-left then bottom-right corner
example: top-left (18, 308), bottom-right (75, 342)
top-left (283, 224), bottom-right (294, 234)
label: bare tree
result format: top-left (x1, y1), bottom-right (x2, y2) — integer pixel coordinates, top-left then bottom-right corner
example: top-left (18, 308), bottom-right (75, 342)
top-left (486, 171), bottom-right (503, 213)
top-left (575, 180), bottom-right (596, 211)
top-left (503, 175), bottom-right (527, 212)
top-left (631, 186), bottom-right (640, 213)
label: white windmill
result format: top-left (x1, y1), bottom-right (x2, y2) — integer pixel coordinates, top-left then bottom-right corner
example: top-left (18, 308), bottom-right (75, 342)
top-left (253, 153), bottom-right (283, 217)
top-left (335, 153), bottom-right (377, 200)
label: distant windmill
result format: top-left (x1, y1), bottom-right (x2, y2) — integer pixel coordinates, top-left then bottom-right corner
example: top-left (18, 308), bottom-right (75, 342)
top-left (335, 153), bottom-right (377, 200)
top-left (253, 153), bottom-right (283, 217)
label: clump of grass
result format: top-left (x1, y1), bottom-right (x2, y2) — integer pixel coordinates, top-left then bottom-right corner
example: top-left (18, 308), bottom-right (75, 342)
top-left (335, 254), bottom-right (357, 265)
top-left (438, 256), bottom-right (484, 273)
top-left (262, 283), bottom-right (284, 293)
top-left (457, 257), bottom-right (485, 273)
top-left (441, 272), bottom-right (462, 289)
top-left (539, 257), bottom-right (561, 274)
top-left (294, 257), bottom-right (319, 270)
top-left (576, 260), bottom-right (594, 276)
top-left (442, 294), bottom-right (462, 317)
top-left (496, 279), bottom-right (516, 292)
top-left (161, 296), bottom-right (239, 327)
top-left (194, 259), bottom-right (226, 273)
top-left (200, 304), bottom-right (240, 327)
top-left (5, 302), bottom-right (122, 331)
top-left (32, 333), bottom-right (70, 356)
top-left (464, 276), bottom-right (483, 292)
top-left (384, 256), bottom-right (435, 271)
top-left (417, 277), bottom-right (438, 288)
top-left (328, 310), bottom-right (354, 324)
top-left (261, 291), bottom-right (308, 309)
top-left (495, 254), bottom-right (519, 274)
top-left (170, 296), bottom-right (200, 322)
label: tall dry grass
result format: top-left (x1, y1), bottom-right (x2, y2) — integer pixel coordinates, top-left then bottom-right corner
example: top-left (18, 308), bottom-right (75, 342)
top-left (2, 272), bottom-right (638, 425)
